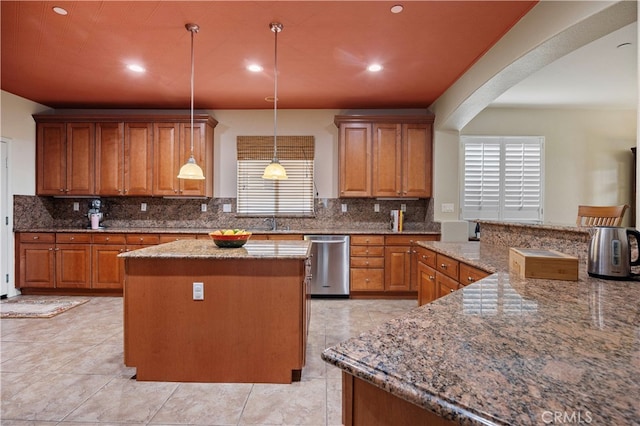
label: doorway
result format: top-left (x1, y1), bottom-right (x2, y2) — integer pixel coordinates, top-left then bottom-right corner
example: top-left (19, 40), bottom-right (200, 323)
top-left (1, 138), bottom-right (10, 297)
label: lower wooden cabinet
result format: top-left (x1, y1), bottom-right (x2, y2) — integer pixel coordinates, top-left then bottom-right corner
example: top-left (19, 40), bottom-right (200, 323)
top-left (92, 234), bottom-right (126, 290)
top-left (350, 235), bottom-right (385, 292)
top-left (417, 261), bottom-right (437, 306)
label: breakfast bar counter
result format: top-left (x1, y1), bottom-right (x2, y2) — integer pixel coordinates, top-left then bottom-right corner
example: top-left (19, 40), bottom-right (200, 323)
top-left (322, 241), bottom-right (640, 425)
top-left (120, 239), bottom-right (311, 384)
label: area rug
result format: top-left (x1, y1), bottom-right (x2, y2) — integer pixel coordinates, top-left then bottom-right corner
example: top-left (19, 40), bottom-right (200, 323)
top-left (0, 297), bottom-right (90, 318)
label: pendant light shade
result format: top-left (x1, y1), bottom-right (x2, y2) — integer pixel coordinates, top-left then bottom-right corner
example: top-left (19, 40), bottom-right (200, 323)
top-left (262, 22), bottom-right (288, 180)
top-left (178, 23), bottom-right (205, 180)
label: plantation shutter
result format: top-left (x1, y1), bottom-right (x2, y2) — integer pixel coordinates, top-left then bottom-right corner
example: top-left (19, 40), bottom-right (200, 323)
top-left (237, 136), bottom-right (315, 216)
top-left (461, 136), bottom-right (543, 223)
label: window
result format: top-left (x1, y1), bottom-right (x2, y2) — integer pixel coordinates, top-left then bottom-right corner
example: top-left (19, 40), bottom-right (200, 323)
top-left (460, 136), bottom-right (544, 223)
top-left (237, 136), bottom-right (315, 216)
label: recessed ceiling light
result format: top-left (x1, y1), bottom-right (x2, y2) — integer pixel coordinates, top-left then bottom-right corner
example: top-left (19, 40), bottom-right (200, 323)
top-left (390, 4), bottom-right (404, 14)
top-left (367, 64), bottom-right (383, 72)
top-left (127, 64), bottom-right (146, 73)
top-left (52, 6), bottom-right (68, 15)
top-left (247, 64), bottom-right (264, 72)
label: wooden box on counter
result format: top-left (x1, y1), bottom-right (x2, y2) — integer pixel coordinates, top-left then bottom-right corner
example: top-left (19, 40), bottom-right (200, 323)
top-left (509, 248), bottom-right (578, 281)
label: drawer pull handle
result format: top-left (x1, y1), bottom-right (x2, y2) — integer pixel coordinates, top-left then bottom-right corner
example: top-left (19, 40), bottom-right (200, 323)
top-left (440, 263), bottom-right (447, 269)
top-left (33, 236), bottom-right (39, 240)
top-left (429, 275), bottom-right (435, 280)
top-left (450, 289), bottom-right (455, 293)
top-left (467, 277), bottom-right (474, 282)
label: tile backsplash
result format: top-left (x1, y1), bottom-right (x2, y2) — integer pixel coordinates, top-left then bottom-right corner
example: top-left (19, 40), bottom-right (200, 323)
top-left (14, 195), bottom-right (439, 232)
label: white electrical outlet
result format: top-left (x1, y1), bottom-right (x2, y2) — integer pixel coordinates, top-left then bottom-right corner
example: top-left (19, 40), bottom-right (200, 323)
top-left (441, 203), bottom-right (455, 213)
top-left (374, 203), bottom-right (380, 212)
top-left (401, 204), bottom-right (407, 212)
top-left (201, 203), bottom-right (207, 212)
top-left (141, 203), bottom-right (147, 212)
top-left (193, 282), bottom-right (204, 300)
top-left (223, 204), bottom-right (232, 213)
top-left (341, 203), bottom-right (348, 213)
top-left (73, 202), bottom-right (79, 211)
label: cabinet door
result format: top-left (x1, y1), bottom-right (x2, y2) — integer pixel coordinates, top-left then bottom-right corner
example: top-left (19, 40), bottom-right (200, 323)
top-left (92, 244), bottom-right (126, 289)
top-left (402, 123), bottom-right (432, 197)
top-left (339, 123), bottom-right (371, 197)
top-left (55, 243), bottom-right (91, 288)
top-left (178, 122), bottom-right (207, 196)
top-left (372, 123), bottom-right (401, 197)
top-left (153, 122), bottom-right (181, 196)
top-left (19, 243), bottom-right (55, 288)
top-left (437, 273), bottom-right (459, 299)
top-left (417, 262), bottom-right (437, 306)
top-left (65, 123), bottom-right (95, 195)
top-left (459, 263), bottom-right (489, 286)
top-left (125, 123), bottom-right (153, 195)
top-left (36, 123), bottom-right (66, 195)
top-left (384, 245), bottom-right (411, 291)
top-left (96, 122), bottom-right (125, 195)
top-left (350, 268), bottom-right (384, 291)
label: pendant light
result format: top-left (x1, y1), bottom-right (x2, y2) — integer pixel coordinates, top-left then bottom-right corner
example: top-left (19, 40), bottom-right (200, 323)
top-left (262, 22), bottom-right (288, 180)
top-left (178, 23), bottom-right (205, 180)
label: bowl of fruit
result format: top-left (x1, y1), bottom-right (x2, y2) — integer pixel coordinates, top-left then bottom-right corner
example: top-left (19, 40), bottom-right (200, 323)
top-left (209, 229), bottom-right (252, 248)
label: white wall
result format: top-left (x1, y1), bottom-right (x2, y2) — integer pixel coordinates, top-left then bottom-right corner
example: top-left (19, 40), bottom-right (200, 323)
top-left (210, 109), bottom-right (339, 198)
top-left (462, 107), bottom-right (637, 226)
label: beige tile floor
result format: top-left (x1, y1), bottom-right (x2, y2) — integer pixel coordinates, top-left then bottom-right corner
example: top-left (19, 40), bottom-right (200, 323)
top-left (1, 296), bottom-right (416, 425)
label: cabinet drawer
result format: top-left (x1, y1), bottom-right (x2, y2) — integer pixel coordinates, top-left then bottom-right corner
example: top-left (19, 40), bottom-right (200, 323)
top-left (385, 235), bottom-right (420, 245)
top-left (437, 272), bottom-right (459, 298)
top-left (351, 268), bottom-right (384, 291)
top-left (19, 232), bottom-right (55, 243)
top-left (459, 263), bottom-right (490, 286)
top-left (351, 235), bottom-right (384, 245)
top-left (350, 257), bottom-right (385, 268)
top-left (350, 245), bottom-right (384, 257)
top-left (56, 233), bottom-right (92, 244)
top-left (126, 234), bottom-right (160, 245)
top-left (92, 234), bottom-right (126, 244)
top-left (415, 247), bottom-right (437, 269)
top-left (158, 234), bottom-right (198, 244)
top-left (436, 253), bottom-right (459, 280)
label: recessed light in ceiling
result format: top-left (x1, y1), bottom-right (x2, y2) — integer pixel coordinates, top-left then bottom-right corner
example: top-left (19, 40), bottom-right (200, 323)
top-left (127, 64), bottom-right (146, 73)
top-left (390, 4), bottom-right (404, 14)
top-left (52, 6), bottom-right (68, 15)
top-left (367, 64), bottom-right (383, 72)
top-left (247, 64), bottom-right (264, 72)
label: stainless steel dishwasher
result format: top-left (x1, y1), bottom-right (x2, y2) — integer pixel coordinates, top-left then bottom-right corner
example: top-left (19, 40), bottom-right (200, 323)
top-left (303, 235), bottom-right (350, 297)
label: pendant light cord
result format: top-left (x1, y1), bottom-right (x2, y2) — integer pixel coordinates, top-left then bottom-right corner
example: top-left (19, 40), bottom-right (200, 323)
top-left (187, 23), bottom-right (199, 157)
top-left (272, 23), bottom-right (282, 162)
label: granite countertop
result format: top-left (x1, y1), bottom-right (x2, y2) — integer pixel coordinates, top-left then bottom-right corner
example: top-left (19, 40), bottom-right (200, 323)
top-left (118, 238), bottom-right (311, 260)
top-left (322, 241), bottom-right (640, 425)
top-left (15, 226), bottom-right (441, 236)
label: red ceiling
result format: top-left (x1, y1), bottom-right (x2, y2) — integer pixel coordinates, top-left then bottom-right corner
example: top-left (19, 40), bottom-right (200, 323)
top-left (1, 1), bottom-right (537, 110)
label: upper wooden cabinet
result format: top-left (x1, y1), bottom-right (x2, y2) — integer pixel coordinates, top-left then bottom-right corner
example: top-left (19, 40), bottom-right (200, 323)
top-left (335, 115), bottom-right (434, 198)
top-left (95, 122), bottom-right (153, 196)
top-left (36, 122), bottom-right (95, 195)
top-left (33, 113), bottom-right (217, 197)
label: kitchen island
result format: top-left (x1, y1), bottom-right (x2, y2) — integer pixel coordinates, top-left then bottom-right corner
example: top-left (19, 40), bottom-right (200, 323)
top-left (322, 240), bottom-right (640, 425)
top-left (120, 238), bottom-right (311, 384)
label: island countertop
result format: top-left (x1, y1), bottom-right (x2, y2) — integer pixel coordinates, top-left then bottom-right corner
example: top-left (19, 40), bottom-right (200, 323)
top-left (322, 241), bottom-right (640, 425)
top-left (118, 239), bottom-right (311, 260)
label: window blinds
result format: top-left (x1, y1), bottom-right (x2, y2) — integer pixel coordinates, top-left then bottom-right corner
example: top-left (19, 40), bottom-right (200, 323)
top-left (461, 136), bottom-right (543, 223)
top-left (237, 136), bottom-right (315, 216)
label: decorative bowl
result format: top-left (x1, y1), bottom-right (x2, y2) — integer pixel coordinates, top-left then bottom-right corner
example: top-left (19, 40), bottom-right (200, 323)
top-left (209, 232), bottom-right (252, 248)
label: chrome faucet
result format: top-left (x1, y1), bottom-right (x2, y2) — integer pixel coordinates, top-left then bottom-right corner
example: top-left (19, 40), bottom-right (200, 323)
top-left (264, 217), bottom-right (277, 231)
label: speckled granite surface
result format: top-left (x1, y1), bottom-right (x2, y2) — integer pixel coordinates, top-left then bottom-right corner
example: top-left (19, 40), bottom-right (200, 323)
top-left (118, 239), bottom-right (311, 259)
top-left (322, 240), bottom-right (640, 425)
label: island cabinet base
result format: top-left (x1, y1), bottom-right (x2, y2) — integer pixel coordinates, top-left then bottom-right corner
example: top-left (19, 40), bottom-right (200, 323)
top-left (124, 257), bottom-right (308, 384)
top-left (342, 373), bottom-right (456, 426)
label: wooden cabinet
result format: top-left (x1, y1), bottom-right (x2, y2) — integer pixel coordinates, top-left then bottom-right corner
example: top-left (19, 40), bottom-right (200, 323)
top-left (17, 233), bottom-right (91, 289)
top-left (338, 122), bottom-right (372, 197)
top-left (96, 122), bottom-right (153, 196)
top-left (372, 122), bottom-right (432, 197)
top-left (91, 234), bottom-right (126, 289)
top-left (350, 235), bottom-right (385, 291)
top-left (252, 234), bottom-right (304, 241)
top-left (36, 122), bottom-right (95, 195)
top-left (34, 113), bottom-right (217, 198)
top-left (335, 115), bottom-right (434, 198)
top-left (384, 235), bottom-right (417, 292)
top-left (416, 245), bottom-right (491, 306)
top-left (153, 118), bottom-right (214, 197)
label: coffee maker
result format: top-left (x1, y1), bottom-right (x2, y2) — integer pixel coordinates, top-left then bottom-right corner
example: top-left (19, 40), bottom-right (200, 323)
top-left (88, 199), bottom-right (103, 229)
